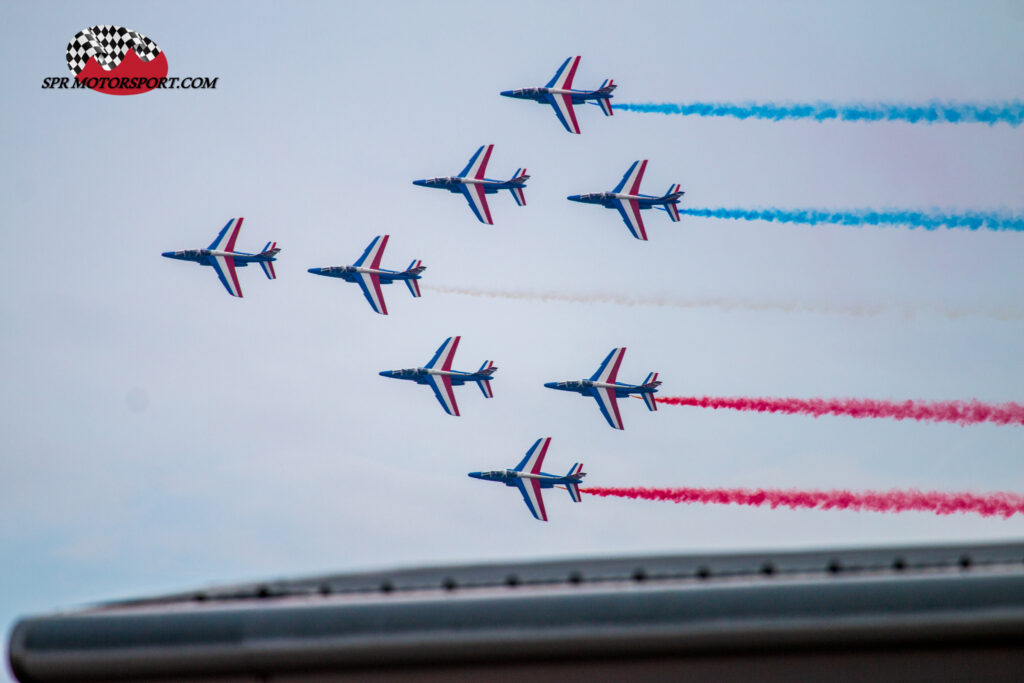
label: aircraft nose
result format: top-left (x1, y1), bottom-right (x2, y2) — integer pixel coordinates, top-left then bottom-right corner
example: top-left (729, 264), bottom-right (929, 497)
top-left (566, 194), bottom-right (582, 202)
top-left (307, 267), bottom-right (321, 274)
top-left (499, 90), bottom-right (514, 97)
top-left (468, 472), bottom-right (483, 479)
top-left (543, 382), bottom-right (558, 389)
top-left (379, 370), bottom-right (394, 378)
top-left (412, 179), bottom-right (426, 187)
top-left (161, 251), bottom-right (175, 258)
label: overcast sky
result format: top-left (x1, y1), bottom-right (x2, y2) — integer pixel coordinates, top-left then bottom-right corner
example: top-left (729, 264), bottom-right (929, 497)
top-left (2, 1), bottom-right (1023, 677)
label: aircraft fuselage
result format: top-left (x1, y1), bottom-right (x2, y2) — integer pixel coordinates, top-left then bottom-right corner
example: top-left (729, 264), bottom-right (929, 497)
top-left (380, 367), bottom-right (493, 385)
top-left (413, 176), bottom-right (525, 194)
top-left (566, 192), bottom-right (679, 208)
top-left (161, 249), bottom-right (274, 266)
top-left (500, 87), bottom-right (610, 104)
top-left (468, 469), bottom-right (582, 488)
top-left (544, 379), bottom-right (655, 395)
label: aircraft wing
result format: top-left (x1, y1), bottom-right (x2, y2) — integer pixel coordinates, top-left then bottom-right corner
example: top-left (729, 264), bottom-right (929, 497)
top-left (590, 386), bottom-right (624, 430)
top-left (356, 271), bottom-right (388, 315)
top-left (612, 160), bottom-right (647, 195)
top-left (208, 217), bottom-right (243, 251)
top-left (544, 56), bottom-right (580, 90)
top-left (566, 482), bottom-right (582, 503)
top-left (426, 373), bottom-right (460, 416)
top-left (354, 235), bottom-right (389, 269)
top-left (458, 145), bottom-right (493, 180)
top-left (514, 477), bottom-right (548, 521)
top-left (425, 336), bottom-right (460, 371)
top-left (209, 254), bottom-right (243, 298)
top-left (459, 184), bottom-right (493, 225)
top-left (513, 437), bottom-right (551, 475)
top-left (613, 198), bottom-right (648, 240)
top-left (544, 92), bottom-right (581, 134)
top-left (589, 348), bottom-right (626, 384)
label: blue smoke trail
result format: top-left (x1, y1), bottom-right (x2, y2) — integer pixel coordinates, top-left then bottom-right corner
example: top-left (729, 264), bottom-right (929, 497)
top-left (680, 208), bottom-right (1024, 232)
top-left (614, 101), bottom-right (1024, 126)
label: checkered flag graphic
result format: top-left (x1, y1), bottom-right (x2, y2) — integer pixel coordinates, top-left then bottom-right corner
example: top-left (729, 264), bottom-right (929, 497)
top-left (66, 25), bottom-right (162, 75)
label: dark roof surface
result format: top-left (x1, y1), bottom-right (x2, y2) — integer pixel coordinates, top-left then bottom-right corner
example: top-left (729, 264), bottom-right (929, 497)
top-left (10, 541), bottom-right (1024, 682)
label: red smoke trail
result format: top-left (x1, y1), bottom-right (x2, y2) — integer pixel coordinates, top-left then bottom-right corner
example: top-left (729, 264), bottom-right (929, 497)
top-left (657, 396), bottom-right (1024, 427)
top-left (583, 487), bottom-right (1024, 518)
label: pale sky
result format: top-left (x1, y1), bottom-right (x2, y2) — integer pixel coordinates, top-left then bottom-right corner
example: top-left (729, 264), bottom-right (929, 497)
top-left (2, 2), bottom-right (1023, 678)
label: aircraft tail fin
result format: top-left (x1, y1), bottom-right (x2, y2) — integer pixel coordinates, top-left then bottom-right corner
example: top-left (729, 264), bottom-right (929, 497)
top-left (641, 372), bottom-right (661, 411)
top-left (597, 80), bottom-right (616, 116)
top-left (476, 360), bottom-right (496, 398)
top-left (258, 242), bottom-right (279, 279)
top-left (662, 185), bottom-right (683, 222)
top-left (476, 379), bottom-right (494, 398)
top-left (565, 463), bottom-right (584, 503)
top-left (508, 169), bottom-right (529, 206)
top-left (403, 260), bottom-right (425, 298)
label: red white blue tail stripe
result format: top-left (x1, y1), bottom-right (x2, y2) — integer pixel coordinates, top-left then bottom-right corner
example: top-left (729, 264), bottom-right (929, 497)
top-left (404, 260), bottom-right (423, 297)
top-left (476, 360), bottom-right (495, 398)
top-left (664, 185), bottom-right (682, 222)
top-left (258, 242), bottom-right (278, 279)
top-left (598, 80), bottom-right (615, 116)
top-left (508, 169), bottom-right (528, 206)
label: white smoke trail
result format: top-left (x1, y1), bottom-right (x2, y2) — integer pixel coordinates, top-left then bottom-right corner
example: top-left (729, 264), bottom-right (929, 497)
top-left (422, 284), bottom-right (1024, 321)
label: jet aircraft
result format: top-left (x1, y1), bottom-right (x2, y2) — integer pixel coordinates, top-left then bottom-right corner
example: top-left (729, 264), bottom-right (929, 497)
top-left (412, 145), bottom-right (529, 225)
top-left (500, 56), bottom-right (616, 134)
top-left (468, 437), bottom-right (585, 522)
top-left (544, 348), bottom-right (661, 430)
top-left (379, 336), bottom-right (497, 416)
top-left (161, 218), bottom-right (279, 298)
top-left (307, 235), bottom-right (424, 315)
top-left (567, 160), bottom-right (684, 240)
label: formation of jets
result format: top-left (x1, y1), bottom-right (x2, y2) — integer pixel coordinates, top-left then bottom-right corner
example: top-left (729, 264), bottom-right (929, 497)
top-left (469, 438), bottom-right (584, 521)
top-left (161, 57), bottom-right (675, 521)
